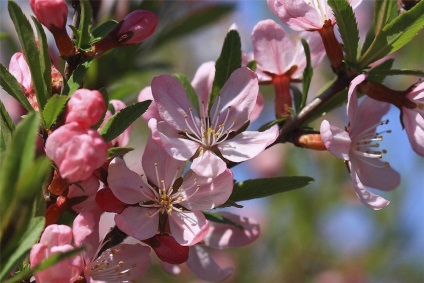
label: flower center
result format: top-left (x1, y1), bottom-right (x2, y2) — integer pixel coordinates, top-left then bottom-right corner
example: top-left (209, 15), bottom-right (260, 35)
top-left (305, 0), bottom-right (330, 21)
top-left (183, 96), bottom-right (236, 148)
top-left (351, 119), bottom-right (392, 167)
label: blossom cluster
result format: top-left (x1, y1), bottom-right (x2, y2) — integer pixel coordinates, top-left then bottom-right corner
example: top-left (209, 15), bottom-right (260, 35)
top-left (1, 0), bottom-right (423, 282)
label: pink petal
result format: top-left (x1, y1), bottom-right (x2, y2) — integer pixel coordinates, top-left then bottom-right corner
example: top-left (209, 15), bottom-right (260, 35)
top-left (191, 61), bottom-right (215, 115)
top-left (67, 175), bottom-right (100, 213)
top-left (39, 224), bottom-right (73, 247)
top-left (218, 126), bottom-right (279, 163)
top-left (320, 120), bottom-right (351, 160)
top-left (95, 187), bottom-right (127, 213)
top-left (138, 86), bottom-right (161, 123)
top-left (191, 150), bottom-right (227, 178)
top-left (346, 74), bottom-right (367, 123)
top-left (204, 212), bottom-right (260, 249)
top-left (149, 119), bottom-right (199, 161)
top-left (72, 210), bottom-right (102, 261)
top-left (349, 166), bottom-right (390, 210)
top-left (169, 211), bottom-right (209, 246)
top-left (115, 207), bottom-right (159, 240)
top-left (65, 89), bottom-right (106, 128)
top-left (210, 67), bottom-right (259, 130)
top-left (403, 110), bottom-right (424, 156)
top-left (107, 158), bottom-right (146, 204)
top-left (250, 92), bottom-right (265, 122)
top-left (142, 138), bottom-right (185, 189)
top-left (143, 234), bottom-right (189, 264)
top-left (252, 19), bottom-right (295, 76)
top-left (162, 262), bottom-right (182, 275)
top-left (9, 52), bottom-right (32, 90)
top-left (152, 74), bottom-right (200, 131)
top-left (180, 169), bottom-right (234, 210)
top-left (274, 0), bottom-right (325, 31)
top-left (350, 155), bottom-right (400, 191)
top-left (186, 245), bottom-right (232, 282)
top-left (291, 31), bottom-right (325, 79)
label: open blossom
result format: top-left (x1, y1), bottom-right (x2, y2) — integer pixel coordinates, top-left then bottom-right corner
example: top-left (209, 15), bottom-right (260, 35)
top-left (402, 81), bottom-right (424, 156)
top-left (268, 0), bottom-right (362, 31)
top-left (149, 66), bottom-right (279, 177)
top-left (46, 122), bottom-right (108, 183)
top-left (30, 225), bottom-right (83, 283)
top-left (108, 138), bottom-right (234, 246)
top-left (65, 89), bottom-right (106, 128)
top-left (320, 75), bottom-right (401, 209)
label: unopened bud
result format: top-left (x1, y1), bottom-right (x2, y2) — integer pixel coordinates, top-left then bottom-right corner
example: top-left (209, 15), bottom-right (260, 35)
top-left (65, 89), bottom-right (106, 128)
top-left (30, 0), bottom-right (68, 31)
top-left (294, 133), bottom-right (327, 150)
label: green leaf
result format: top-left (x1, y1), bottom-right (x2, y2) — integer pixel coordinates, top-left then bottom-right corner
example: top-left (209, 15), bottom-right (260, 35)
top-left (155, 4), bottom-right (235, 47)
top-left (107, 146), bottom-right (134, 159)
top-left (43, 95), bottom-right (69, 129)
top-left (258, 117), bottom-right (287, 132)
top-left (369, 68), bottom-right (424, 78)
top-left (99, 101), bottom-right (151, 142)
top-left (246, 60), bottom-right (257, 71)
top-left (90, 19), bottom-right (119, 43)
top-left (0, 63), bottom-right (33, 111)
top-left (300, 38), bottom-right (313, 110)
top-left (374, 0), bottom-right (398, 35)
top-left (3, 248), bottom-right (83, 283)
top-left (292, 85), bottom-right (303, 114)
top-left (78, 0), bottom-right (93, 49)
top-left (0, 99), bottom-right (15, 156)
top-left (0, 216), bottom-right (45, 281)
top-left (203, 211), bottom-right (243, 229)
top-left (210, 29), bottom-right (242, 108)
top-left (173, 73), bottom-right (200, 115)
top-left (62, 60), bottom-right (92, 95)
top-left (361, 26), bottom-right (375, 57)
top-left (32, 17), bottom-right (52, 98)
top-left (328, 0), bottom-right (359, 63)
top-left (229, 176), bottom-right (314, 202)
top-left (359, 1), bottom-right (424, 68)
top-left (366, 58), bottom-right (395, 83)
top-left (8, 1), bottom-right (48, 111)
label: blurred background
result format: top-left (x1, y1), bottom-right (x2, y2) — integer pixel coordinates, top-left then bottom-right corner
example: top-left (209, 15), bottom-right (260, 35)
top-left (1, 1), bottom-right (423, 282)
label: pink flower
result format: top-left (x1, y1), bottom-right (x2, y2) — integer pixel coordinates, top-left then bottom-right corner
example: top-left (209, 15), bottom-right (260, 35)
top-left (320, 75), bottom-right (401, 209)
top-left (268, 0), bottom-right (362, 31)
top-left (108, 138), bottom-right (234, 246)
top-left (67, 175), bottom-right (100, 213)
top-left (402, 82), bottom-right (424, 156)
top-left (46, 122), bottom-right (108, 183)
top-left (30, 225), bottom-right (83, 283)
top-left (30, 0), bottom-right (68, 31)
top-left (252, 19), bottom-right (325, 83)
top-left (149, 67), bottom-right (279, 177)
top-left (73, 211), bottom-right (152, 282)
top-left (117, 10), bottom-right (158, 46)
top-left (100, 99), bottom-right (132, 147)
top-left (65, 89), bottom-right (106, 128)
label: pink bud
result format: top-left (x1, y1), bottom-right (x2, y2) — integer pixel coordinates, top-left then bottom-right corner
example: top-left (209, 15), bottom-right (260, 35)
top-left (30, 0), bottom-right (68, 31)
top-left (46, 122), bottom-right (108, 183)
top-left (117, 10), bottom-right (158, 46)
top-left (65, 89), bottom-right (106, 128)
top-left (9, 52), bottom-right (32, 91)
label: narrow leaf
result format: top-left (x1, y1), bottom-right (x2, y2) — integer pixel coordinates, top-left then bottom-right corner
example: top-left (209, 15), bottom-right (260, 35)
top-left (32, 17), bottom-right (51, 98)
top-left (359, 1), bottom-right (424, 68)
top-left (210, 30), bottom-right (242, 107)
top-left (258, 117), bottom-right (287, 132)
top-left (246, 60), bottom-right (257, 71)
top-left (203, 211), bottom-right (243, 229)
top-left (361, 27), bottom-right (375, 56)
top-left (99, 101), bottom-right (151, 142)
top-left (173, 73), bottom-right (199, 115)
top-left (328, 0), bottom-right (359, 63)
top-left (366, 58), bottom-right (395, 83)
top-left (0, 63), bottom-right (33, 111)
top-left (62, 60), bottom-right (92, 95)
top-left (300, 38), bottom-right (313, 110)
top-left (42, 95), bottom-right (69, 129)
top-left (8, 1), bottom-right (48, 111)
top-left (90, 19), bottom-right (118, 43)
top-left (229, 176), bottom-right (314, 202)
top-left (0, 99), bottom-right (15, 156)
top-left (78, 0), bottom-right (93, 49)
top-left (374, 0), bottom-right (398, 35)
top-left (107, 146), bottom-right (134, 159)
top-left (369, 68), bottom-right (424, 77)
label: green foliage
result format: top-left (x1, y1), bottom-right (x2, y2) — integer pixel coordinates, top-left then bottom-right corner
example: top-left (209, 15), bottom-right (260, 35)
top-left (42, 94), bottom-right (69, 129)
top-left (301, 38), bottom-right (313, 110)
top-left (99, 100), bottom-right (151, 142)
top-left (62, 60), bottom-right (92, 95)
top-left (359, 0), bottom-right (424, 68)
top-left (246, 60), bottom-right (257, 71)
top-left (258, 117), bottom-right (287, 132)
top-left (366, 58), bottom-right (395, 83)
top-left (90, 19), bottom-right (119, 43)
top-left (107, 146), bottom-right (135, 159)
top-left (0, 99), bottom-right (15, 157)
top-left (203, 211), bottom-right (243, 229)
top-left (0, 63), bottom-right (33, 111)
top-left (228, 176), bottom-right (314, 203)
top-left (210, 29), bottom-right (242, 108)
top-left (77, 0), bottom-right (93, 50)
top-left (328, 0), bottom-right (359, 64)
top-left (292, 85), bottom-right (303, 114)
top-left (374, 0), bottom-right (398, 35)
top-left (32, 17), bottom-right (52, 97)
top-left (8, 1), bottom-right (49, 112)
top-left (173, 73), bottom-right (200, 115)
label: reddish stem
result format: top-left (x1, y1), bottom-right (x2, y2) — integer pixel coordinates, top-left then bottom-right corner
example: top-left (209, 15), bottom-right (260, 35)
top-left (273, 75), bottom-right (292, 118)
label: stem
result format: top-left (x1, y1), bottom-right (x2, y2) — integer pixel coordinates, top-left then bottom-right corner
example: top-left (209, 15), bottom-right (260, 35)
top-left (318, 21), bottom-right (345, 75)
top-left (273, 75), bottom-right (292, 118)
top-left (64, 1), bottom-right (81, 81)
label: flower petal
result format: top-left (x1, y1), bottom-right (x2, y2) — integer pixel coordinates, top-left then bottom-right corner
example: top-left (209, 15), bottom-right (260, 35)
top-left (218, 126), bottom-right (279, 163)
top-left (191, 150), bottom-right (227, 178)
top-left (403, 109), bottom-right (424, 157)
top-left (180, 169), bottom-right (234, 210)
top-left (72, 210), bottom-right (102, 261)
top-left (39, 224), bottom-right (73, 247)
top-left (320, 120), bottom-right (351, 160)
top-left (169, 211), bottom-right (209, 246)
top-left (274, 0), bottom-right (325, 31)
top-left (138, 86), bottom-right (161, 123)
top-left (204, 212), bottom-right (260, 249)
top-left (186, 245), bottom-right (232, 282)
top-left (115, 207), bottom-right (158, 240)
top-left (191, 61), bottom-right (215, 115)
top-left (108, 158), bottom-right (145, 204)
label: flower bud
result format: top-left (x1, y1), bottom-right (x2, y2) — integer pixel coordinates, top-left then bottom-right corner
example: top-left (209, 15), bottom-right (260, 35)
top-left (65, 89), bottom-right (106, 128)
top-left (46, 122), bottom-right (108, 183)
top-left (30, 0), bottom-right (68, 31)
top-left (117, 10), bottom-right (158, 46)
